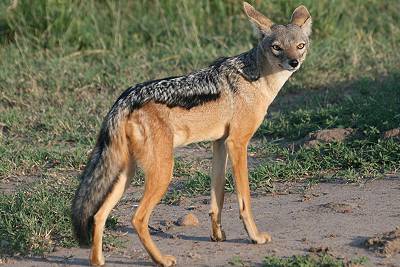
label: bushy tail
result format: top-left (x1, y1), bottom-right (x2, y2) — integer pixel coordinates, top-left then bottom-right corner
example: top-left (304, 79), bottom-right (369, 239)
top-left (71, 108), bottom-right (128, 246)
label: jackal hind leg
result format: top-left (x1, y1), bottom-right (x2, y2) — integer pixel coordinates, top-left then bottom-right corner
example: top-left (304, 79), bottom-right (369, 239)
top-left (209, 139), bottom-right (228, 241)
top-left (90, 165), bottom-right (133, 266)
top-left (132, 142), bottom-right (176, 267)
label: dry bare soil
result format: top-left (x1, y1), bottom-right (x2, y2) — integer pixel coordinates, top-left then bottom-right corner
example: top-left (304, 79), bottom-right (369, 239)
top-left (3, 178), bottom-right (399, 267)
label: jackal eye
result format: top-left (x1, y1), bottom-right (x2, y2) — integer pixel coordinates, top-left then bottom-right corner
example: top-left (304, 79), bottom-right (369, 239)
top-left (297, 43), bottom-right (305, 49)
top-left (271, 45), bottom-right (282, 51)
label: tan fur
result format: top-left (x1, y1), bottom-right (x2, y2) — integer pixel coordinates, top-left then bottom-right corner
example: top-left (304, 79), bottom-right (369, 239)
top-left (88, 3), bottom-right (311, 266)
top-left (209, 139), bottom-right (228, 241)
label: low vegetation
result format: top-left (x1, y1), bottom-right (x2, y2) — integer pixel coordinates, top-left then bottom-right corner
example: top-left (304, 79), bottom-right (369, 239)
top-left (262, 254), bottom-right (369, 267)
top-left (229, 254), bottom-right (369, 267)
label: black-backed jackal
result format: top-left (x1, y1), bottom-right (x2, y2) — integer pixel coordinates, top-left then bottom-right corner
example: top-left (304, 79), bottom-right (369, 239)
top-left (72, 2), bottom-right (312, 266)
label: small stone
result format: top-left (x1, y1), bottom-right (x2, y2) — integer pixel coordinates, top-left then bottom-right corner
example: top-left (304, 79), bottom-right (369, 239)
top-left (0, 122), bottom-right (9, 136)
top-left (321, 202), bottom-right (353, 213)
top-left (177, 197), bottom-right (191, 207)
top-left (326, 233), bottom-right (338, 238)
top-left (176, 213), bottom-right (199, 226)
top-left (187, 252), bottom-right (201, 259)
top-left (308, 246), bottom-right (329, 253)
top-left (202, 198), bottom-right (210, 204)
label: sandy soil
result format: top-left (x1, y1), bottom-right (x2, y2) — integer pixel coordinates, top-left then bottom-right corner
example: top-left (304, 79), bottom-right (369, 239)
top-left (3, 178), bottom-right (399, 267)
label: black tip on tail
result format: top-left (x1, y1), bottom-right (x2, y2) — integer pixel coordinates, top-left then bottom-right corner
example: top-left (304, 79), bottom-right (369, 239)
top-left (72, 195), bottom-right (92, 247)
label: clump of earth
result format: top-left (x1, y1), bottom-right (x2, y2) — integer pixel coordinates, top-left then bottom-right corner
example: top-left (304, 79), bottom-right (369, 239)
top-left (176, 213), bottom-right (199, 226)
top-left (303, 128), bottom-right (354, 147)
top-left (365, 227), bottom-right (400, 257)
top-left (382, 128), bottom-right (400, 139)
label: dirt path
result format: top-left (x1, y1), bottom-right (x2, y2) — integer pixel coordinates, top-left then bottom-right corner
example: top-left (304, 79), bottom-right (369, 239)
top-left (4, 179), bottom-right (400, 267)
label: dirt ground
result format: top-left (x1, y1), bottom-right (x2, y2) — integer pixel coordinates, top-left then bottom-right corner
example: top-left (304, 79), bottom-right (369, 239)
top-left (3, 178), bottom-right (399, 267)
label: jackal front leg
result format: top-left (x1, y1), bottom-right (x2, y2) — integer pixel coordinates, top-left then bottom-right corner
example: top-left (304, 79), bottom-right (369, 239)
top-left (226, 139), bottom-right (271, 244)
top-left (209, 139), bottom-right (228, 241)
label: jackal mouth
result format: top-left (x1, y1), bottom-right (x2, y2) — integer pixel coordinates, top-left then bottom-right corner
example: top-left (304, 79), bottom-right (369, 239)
top-left (278, 63), bottom-right (298, 72)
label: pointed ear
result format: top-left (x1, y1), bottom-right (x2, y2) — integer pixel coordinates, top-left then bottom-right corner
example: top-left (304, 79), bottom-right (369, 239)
top-left (291, 5), bottom-right (312, 36)
top-left (243, 2), bottom-right (273, 38)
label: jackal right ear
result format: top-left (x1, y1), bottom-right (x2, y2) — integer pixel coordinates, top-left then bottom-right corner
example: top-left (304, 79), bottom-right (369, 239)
top-left (291, 5), bottom-right (312, 36)
top-left (243, 2), bottom-right (273, 38)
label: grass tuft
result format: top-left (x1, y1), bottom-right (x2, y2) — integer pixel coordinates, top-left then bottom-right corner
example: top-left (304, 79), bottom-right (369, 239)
top-left (0, 176), bottom-right (78, 255)
top-left (263, 254), bottom-right (369, 267)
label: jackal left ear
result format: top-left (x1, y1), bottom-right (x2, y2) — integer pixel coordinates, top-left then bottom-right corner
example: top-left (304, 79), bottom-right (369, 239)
top-left (243, 2), bottom-right (273, 38)
top-left (291, 5), bottom-right (312, 36)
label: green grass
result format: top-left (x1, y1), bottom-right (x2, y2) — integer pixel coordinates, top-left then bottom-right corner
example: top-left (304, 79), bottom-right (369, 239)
top-left (0, 172), bottom-right (122, 256)
top-left (229, 254), bottom-right (369, 267)
top-left (0, 174), bottom-right (77, 255)
top-left (1, 0), bottom-right (399, 179)
top-left (0, 0), bottom-right (399, 256)
top-left (259, 75), bottom-right (400, 140)
top-left (262, 254), bottom-right (369, 267)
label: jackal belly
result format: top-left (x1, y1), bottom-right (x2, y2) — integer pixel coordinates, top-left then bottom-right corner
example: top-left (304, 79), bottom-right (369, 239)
top-left (172, 118), bottom-right (228, 147)
top-left (170, 95), bottom-right (233, 147)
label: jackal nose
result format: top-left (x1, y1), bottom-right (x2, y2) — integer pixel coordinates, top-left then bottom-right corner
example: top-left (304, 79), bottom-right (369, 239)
top-left (289, 59), bottom-right (299, 68)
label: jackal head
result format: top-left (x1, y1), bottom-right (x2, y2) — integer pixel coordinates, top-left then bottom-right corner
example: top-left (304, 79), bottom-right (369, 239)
top-left (243, 2), bottom-right (312, 72)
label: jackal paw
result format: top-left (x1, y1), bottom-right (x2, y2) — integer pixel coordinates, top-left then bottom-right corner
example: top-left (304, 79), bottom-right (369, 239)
top-left (89, 254), bottom-right (105, 266)
top-left (157, 255), bottom-right (177, 267)
top-left (251, 231), bottom-right (272, 244)
top-left (211, 229), bottom-right (226, 242)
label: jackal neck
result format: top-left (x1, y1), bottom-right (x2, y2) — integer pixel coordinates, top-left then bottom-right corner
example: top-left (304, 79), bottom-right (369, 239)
top-left (230, 47), bottom-right (260, 82)
top-left (254, 46), bottom-right (292, 99)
